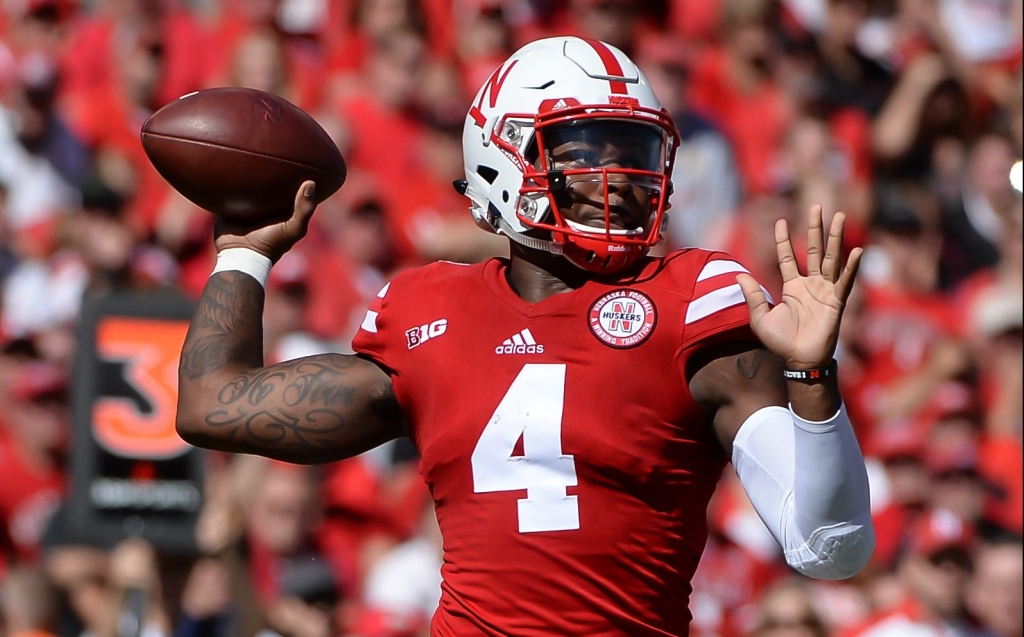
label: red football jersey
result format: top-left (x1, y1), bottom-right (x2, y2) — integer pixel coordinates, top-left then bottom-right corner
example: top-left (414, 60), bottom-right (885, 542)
top-left (352, 250), bottom-right (764, 636)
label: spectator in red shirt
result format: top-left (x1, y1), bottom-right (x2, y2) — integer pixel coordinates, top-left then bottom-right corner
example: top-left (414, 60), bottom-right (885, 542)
top-left (687, 0), bottom-right (793, 194)
top-left (241, 462), bottom-right (335, 605)
top-left (263, 251), bottom-right (342, 363)
top-left (717, 190), bottom-right (799, 303)
top-left (203, 1), bottom-right (327, 112)
top-left (452, 0), bottom-right (515, 99)
top-left (382, 83), bottom-right (508, 266)
top-left (225, 29), bottom-right (305, 109)
top-left (60, 0), bottom-right (207, 115)
top-left (917, 384), bottom-right (1021, 540)
top-left (842, 509), bottom-right (983, 637)
top-left (635, 34), bottom-right (743, 250)
top-left (333, 28), bottom-right (430, 200)
top-left (352, 498), bottom-right (441, 637)
top-left (63, 26), bottom-right (172, 234)
top-left (924, 446), bottom-right (993, 537)
top-left (325, 0), bottom-right (428, 102)
top-left (303, 171), bottom-right (397, 345)
top-left (749, 578), bottom-right (829, 637)
top-left (0, 361), bottom-right (67, 575)
top-left (954, 183), bottom-right (1022, 512)
top-left (868, 424), bottom-right (931, 571)
top-left (667, 0), bottom-right (724, 44)
top-left (848, 181), bottom-right (971, 437)
top-left (559, 0), bottom-right (639, 55)
top-left (690, 471), bottom-right (789, 637)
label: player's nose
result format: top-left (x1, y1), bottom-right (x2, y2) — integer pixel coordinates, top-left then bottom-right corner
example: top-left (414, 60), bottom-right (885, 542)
top-left (599, 164), bottom-right (630, 189)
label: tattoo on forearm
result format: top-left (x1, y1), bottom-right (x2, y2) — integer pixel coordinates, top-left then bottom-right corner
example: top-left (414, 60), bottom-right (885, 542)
top-left (179, 334), bottom-right (252, 381)
top-left (216, 359), bottom-right (356, 409)
top-left (180, 273), bottom-right (264, 381)
top-left (204, 357), bottom-right (356, 452)
top-left (179, 272), bottom-right (400, 460)
top-left (193, 274), bottom-right (262, 333)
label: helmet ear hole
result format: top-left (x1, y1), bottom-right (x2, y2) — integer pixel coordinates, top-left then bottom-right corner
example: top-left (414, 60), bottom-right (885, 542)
top-left (502, 190), bottom-right (510, 203)
top-left (477, 165), bottom-right (498, 184)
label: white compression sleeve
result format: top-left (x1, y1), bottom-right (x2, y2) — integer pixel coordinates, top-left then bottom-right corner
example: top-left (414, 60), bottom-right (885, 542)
top-left (731, 404), bottom-right (875, 580)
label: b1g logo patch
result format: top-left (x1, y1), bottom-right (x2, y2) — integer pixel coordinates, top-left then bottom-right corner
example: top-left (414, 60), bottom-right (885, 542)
top-left (405, 319), bottom-right (447, 350)
top-left (588, 290), bottom-right (657, 349)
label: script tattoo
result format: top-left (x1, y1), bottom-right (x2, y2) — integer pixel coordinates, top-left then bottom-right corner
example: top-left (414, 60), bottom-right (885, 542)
top-left (204, 357), bottom-right (358, 453)
top-left (177, 271), bottom-right (399, 462)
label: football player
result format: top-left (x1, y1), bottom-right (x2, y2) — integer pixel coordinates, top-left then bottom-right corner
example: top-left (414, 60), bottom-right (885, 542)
top-left (176, 37), bottom-right (874, 636)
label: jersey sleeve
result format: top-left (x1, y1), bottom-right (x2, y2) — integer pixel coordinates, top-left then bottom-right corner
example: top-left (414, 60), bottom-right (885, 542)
top-left (679, 251), bottom-right (772, 351)
top-left (351, 277), bottom-right (403, 373)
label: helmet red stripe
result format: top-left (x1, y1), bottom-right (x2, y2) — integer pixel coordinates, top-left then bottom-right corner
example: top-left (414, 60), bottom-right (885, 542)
top-left (583, 38), bottom-right (628, 94)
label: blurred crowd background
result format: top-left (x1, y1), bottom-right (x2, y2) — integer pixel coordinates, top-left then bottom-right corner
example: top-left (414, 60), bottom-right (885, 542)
top-left (0, 0), bottom-right (1021, 636)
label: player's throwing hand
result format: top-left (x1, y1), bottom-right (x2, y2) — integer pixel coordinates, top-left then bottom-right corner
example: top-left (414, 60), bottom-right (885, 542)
top-left (736, 204), bottom-right (863, 371)
top-left (213, 180), bottom-right (318, 263)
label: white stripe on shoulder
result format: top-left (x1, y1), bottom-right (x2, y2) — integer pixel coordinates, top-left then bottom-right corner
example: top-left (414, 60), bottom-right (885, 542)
top-left (686, 285), bottom-right (774, 325)
top-left (376, 283), bottom-right (391, 298)
top-left (686, 284), bottom-right (745, 324)
top-left (697, 260), bottom-right (748, 282)
top-left (360, 310), bottom-right (379, 333)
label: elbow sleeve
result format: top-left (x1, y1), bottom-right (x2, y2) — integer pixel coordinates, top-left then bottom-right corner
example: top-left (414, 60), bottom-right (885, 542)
top-left (732, 405), bottom-right (875, 580)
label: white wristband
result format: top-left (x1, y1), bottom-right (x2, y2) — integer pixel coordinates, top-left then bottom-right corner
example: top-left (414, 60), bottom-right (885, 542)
top-left (211, 248), bottom-right (272, 289)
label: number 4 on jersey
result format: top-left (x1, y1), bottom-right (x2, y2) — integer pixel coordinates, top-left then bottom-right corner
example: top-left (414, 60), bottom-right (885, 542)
top-left (471, 363), bottom-right (580, 533)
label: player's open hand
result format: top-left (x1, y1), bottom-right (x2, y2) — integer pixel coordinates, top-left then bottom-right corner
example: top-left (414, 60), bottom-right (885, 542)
top-left (736, 204), bottom-right (863, 370)
top-left (214, 181), bottom-right (318, 262)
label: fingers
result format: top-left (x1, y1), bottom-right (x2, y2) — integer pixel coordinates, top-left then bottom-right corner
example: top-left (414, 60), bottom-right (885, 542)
top-left (835, 246), bottom-right (863, 306)
top-left (295, 181), bottom-right (317, 225)
top-left (806, 204), bottom-right (824, 276)
top-left (774, 219), bottom-right (800, 283)
top-left (821, 212), bottom-right (846, 283)
top-left (737, 273), bottom-right (771, 326)
top-left (283, 181), bottom-right (317, 236)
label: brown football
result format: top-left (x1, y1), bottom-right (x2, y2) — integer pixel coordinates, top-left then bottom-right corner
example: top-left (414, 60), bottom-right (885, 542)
top-left (141, 87), bottom-right (346, 221)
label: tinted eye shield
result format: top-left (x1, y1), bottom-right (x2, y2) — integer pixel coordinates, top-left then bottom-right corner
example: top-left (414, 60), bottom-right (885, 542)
top-left (530, 119), bottom-right (670, 240)
top-left (482, 103), bottom-right (679, 246)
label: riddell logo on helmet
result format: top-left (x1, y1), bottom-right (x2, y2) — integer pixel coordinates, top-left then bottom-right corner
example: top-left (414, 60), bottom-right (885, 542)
top-left (495, 329), bottom-right (545, 355)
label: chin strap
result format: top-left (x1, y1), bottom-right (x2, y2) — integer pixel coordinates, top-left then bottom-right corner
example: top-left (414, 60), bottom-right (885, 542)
top-left (494, 216), bottom-right (564, 255)
top-left (456, 180), bottom-right (563, 256)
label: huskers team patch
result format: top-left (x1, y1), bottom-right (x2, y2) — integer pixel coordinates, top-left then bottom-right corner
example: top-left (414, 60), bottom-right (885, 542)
top-left (588, 289), bottom-right (657, 349)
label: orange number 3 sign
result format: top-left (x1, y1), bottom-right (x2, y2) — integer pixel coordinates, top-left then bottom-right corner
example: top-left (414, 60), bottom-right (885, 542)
top-left (92, 317), bottom-right (191, 460)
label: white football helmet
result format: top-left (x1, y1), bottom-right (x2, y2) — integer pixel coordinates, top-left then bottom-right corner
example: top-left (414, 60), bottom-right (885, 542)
top-left (458, 36), bottom-right (680, 273)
